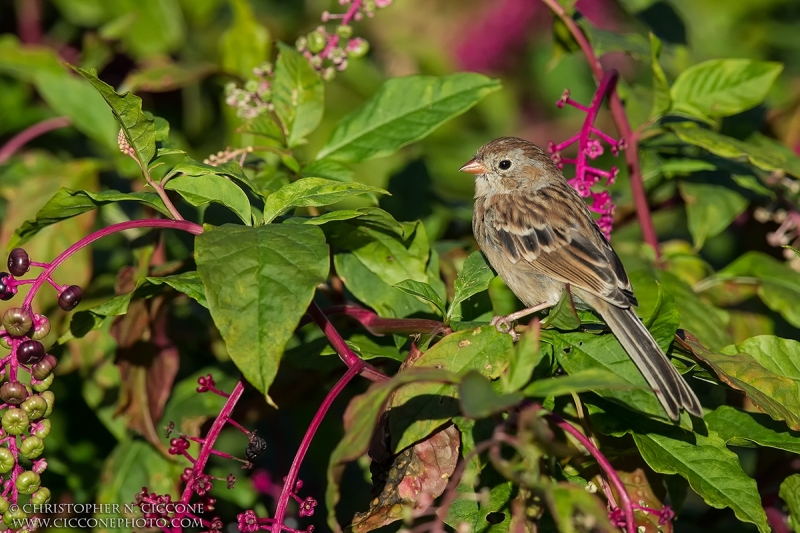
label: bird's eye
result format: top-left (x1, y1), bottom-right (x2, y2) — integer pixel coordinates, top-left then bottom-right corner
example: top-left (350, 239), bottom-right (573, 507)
top-left (498, 160), bottom-right (512, 170)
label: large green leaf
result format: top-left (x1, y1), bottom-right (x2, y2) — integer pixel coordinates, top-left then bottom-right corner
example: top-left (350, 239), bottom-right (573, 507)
top-left (681, 334), bottom-right (800, 430)
top-left (448, 251), bottom-right (495, 321)
top-left (680, 181), bottom-right (748, 249)
top-left (195, 225), bottom-right (329, 400)
top-left (523, 368), bottom-right (636, 398)
top-left (388, 327), bottom-right (514, 451)
top-left (706, 405), bottom-right (800, 454)
top-left (263, 178), bottom-right (388, 223)
top-left (670, 124), bottom-right (800, 178)
top-left (273, 43), bottom-right (324, 147)
top-left (164, 174), bottom-right (252, 224)
top-left (74, 66), bottom-right (157, 167)
top-left (218, 0), bottom-right (269, 79)
top-left (316, 73), bottom-right (501, 162)
top-left (670, 59), bottom-right (782, 118)
top-left (12, 188), bottom-right (168, 246)
top-left (633, 427), bottom-right (769, 533)
top-left (393, 279), bottom-right (446, 316)
top-left (33, 71), bottom-right (119, 152)
top-left (780, 475), bottom-right (800, 530)
top-left (649, 33), bottom-right (671, 118)
top-left (458, 371), bottom-right (522, 418)
top-left (325, 367), bottom-right (458, 533)
top-left (720, 251), bottom-right (800, 328)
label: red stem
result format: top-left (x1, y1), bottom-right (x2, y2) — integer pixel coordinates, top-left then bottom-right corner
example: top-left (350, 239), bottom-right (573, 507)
top-left (180, 381), bottom-right (245, 503)
top-left (22, 219), bottom-right (203, 310)
top-left (270, 364), bottom-right (362, 532)
top-left (320, 0), bottom-right (364, 58)
top-left (540, 0), bottom-right (660, 259)
top-left (546, 412), bottom-right (636, 533)
top-left (575, 70), bottom-right (619, 186)
top-left (0, 117), bottom-right (72, 165)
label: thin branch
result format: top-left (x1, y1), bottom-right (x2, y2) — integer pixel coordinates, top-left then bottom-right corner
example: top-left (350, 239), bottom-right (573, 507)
top-left (540, 0), bottom-right (660, 259)
top-left (0, 116), bottom-right (72, 164)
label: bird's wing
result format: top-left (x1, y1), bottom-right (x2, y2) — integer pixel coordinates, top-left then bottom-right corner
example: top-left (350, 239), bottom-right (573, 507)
top-left (483, 182), bottom-right (636, 307)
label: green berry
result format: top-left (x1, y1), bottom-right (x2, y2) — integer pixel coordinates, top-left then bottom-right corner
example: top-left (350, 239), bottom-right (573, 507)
top-left (336, 25), bottom-right (353, 39)
top-left (31, 374), bottom-right (54, 393)
top-left (16, 470), bottom-right (40, 495)
top-left (3, 308), bottom-right (32, 337)
top-left (347, 39), bottom-right (370, 58)
top-left (0, 497), bottom-right (9, 513)
top-left (30, 315), bottom-right (50, 341)
top-left (40, 391), bottom-right (54, 417)
top-left (3, 506), bottom-right (26, 527)
top-left (0, 448), bottom-right (14, 473)
top-left (30, 488), bottom-right (50, 505)
top-left (21, 396), bottom-right (47, 420)
top-left (20, 436), bottom-right (44, 459)
top-left (32, 419), bottom-right (50, 439)
top-left (2, 408), bottom-right (29, 435)
top-left (307, 30), bottom-right (327, 54)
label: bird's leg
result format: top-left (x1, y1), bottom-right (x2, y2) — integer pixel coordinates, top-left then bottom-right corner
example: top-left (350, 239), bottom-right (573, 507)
top-left (490, 302), bottom-right (550, 340)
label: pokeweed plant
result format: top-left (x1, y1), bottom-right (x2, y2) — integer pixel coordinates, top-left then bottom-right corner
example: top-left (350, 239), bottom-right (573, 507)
top-left (1, 0), bottom-right (800, 532)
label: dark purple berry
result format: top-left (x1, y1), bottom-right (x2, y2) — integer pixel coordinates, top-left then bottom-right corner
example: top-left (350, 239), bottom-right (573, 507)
top-left (0, 382), bottom-right (27, 405)
top-left (31, 355), bottom-right (57, 381)
top-left (3, 308), bottom-right (32, 337)
top-left (57, 285), bottom-right (83, 311)
top-left (0, 273), bottom-right (14, 301)
top-left (17, 340), bottom-right (45, 365)
top-left (7, 249), bottom-right (29, 277)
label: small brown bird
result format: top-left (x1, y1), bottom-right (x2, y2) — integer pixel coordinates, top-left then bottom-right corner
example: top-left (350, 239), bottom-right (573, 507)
top-left (461, 137), bottom-right (702, 421)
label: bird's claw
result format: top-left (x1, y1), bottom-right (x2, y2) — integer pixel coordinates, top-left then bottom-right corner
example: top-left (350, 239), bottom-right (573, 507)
top-left (490, 315), bottom-right (519, 341)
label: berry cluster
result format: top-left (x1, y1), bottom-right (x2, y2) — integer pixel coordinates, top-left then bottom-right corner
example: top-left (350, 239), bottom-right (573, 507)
top-left (546, 73), bottom-right (626, 238)
top-left (0, 247), bottom-right (85, 528)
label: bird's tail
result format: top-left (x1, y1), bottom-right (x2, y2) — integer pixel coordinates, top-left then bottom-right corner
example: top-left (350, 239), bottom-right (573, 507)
top-left (599, 304), bottom-right (702, 421)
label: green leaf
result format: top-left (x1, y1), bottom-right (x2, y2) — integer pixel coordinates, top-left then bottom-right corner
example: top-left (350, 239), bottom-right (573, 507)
top-left (670, 123), bottom-right (800, 178)
top-left (12, 189), bottom-right (168, 246)
top-left (680, 181), bottom-right (748, 249)
top-left (145, 271), bottom-right (208, 308)
top-left (458, 371), bottom-right (522, 418)
top-left (548, 483), bottom-right (615, 533)
top-left (649, 33), bottom-right (671, 118)
top-left (389, 327), bottom-right (514, 451)
top-left (680, 333), bottom-right (800, 430)
top-left (393, 279), bottom-right (446, 316)
top-left (263, 178), bottom-right (388, 223)
top-left (325, 367), bottom-right (459, 533)
top-left (164, 156), bottom-right (254, 189)
top-left (0, 35), bottom-right (63, 81)
top-left (523, 368), bottom-right (636, 398)
top-left (33, 71), bottom-right (119, 152)
top-left (164, 174), bottom-right (252, 224)
top-left (448, 251), bottom-right (495, 321)
top-left (780, 475), bottom-right (800, 530)
top-left (73, 66), bottom-right (156, 166)
top-left (670, 59), bottom-right (782, 118)
top-left (540, 289), bottom-right (581, 330)
top-left (195, 225), bottom-right (329, 400)
top-left (706, 405), bottom-right (800, 454)
top-left (633, 428), bottom-right (770, 533)
top-left (301, 159), bottom-right (354, 182)
top-left (720, 251), bottom-right (800, 328)
top-left (445, 480), bottom-right (514, 533)
top-left (317, 73), bottom-right (501, 163)
top-left (218, 0), bottom-right (269, 79)
top-left (161, 368), bottom-right (238, 432)
top-left (504, 324), bottom-right (544, 392)
top-left (273, 43), bottom-right (324, 147)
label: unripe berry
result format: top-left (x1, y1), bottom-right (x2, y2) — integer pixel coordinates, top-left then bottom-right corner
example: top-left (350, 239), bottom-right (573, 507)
top-left (22, 395), bottom-right (47, 420)
top-left (17, 340), bottom-right (45, 365)
top-left (0, 497), bottom-right (9, 513)
top-left (336, 25), bottom-right (353, 38)
top-left (0, 336), bottom-right (10, 350)
top-left (3, 505), bottom-right (26, 526)
top-left (16, 470), bottom-right (41, 495)
top-left (58, 285), bottom-right (83, 311)
top-left (3, 308), bottom-right (32, 337)
top-left (0, 382), bottom-right (27, 405)
top-left (7, 248), bottom-right (30, 277)
top-left (30, 488), bottom-right (51, 505)
top-left (307, 30), bottom-right (327, 54)
top-left (0, 448), bottom-right (14, 474)
top-left (32, 419), bottom-right (51, 439)
top-left (41, 390), bottom-right (54, 417)
top-left (32, 354), bottom-right (57, 381)
top-left (347, 38), bottom-right (370, 58)
top-left (2, 408), bottom-right (29, 435)
top-left (29, 315), bottom-right (50, 340)
top-left (31, 373), bottom-right (54, 393)
top-left (20, 436), bottom-right (44, 459)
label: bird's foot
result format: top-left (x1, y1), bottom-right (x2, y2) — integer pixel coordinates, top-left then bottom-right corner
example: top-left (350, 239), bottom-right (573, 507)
top-left (490, 315), bottom-right (519, 341)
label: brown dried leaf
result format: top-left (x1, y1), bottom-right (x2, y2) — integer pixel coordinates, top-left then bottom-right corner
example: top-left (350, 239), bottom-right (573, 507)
top-left (615, 459), bottom-right (673, 533)
top-left (351, 424), bottom-right (460, 533)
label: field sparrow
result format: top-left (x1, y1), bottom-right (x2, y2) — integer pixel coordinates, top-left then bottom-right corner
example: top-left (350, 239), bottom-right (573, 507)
top-left (462, 137), bottom-right (702, 421)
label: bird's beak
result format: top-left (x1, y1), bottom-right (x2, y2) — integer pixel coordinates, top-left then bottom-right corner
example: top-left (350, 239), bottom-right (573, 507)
top-left (459, 158), bottom-right (487, 175)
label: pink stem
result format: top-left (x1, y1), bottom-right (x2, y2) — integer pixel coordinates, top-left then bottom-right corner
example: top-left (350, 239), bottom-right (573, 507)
top-left (270, 363), bottom-right (361, 533)
top-left (539, 0), bottom-right (660, 260)
top-left (546, 412), bottom-right (636, 533)
top-left (180, 381), bottom-right (245, 502)
top-left (307, 303), bottom-right (388, 382)
top-left (319, 0), bottom-right (364, 58)
top-left (574, 71), bottom-right (618, 190)
top-left (22, 219), bottom-right (203, 310)
top-left (0, 117), bottom-right (72, 165)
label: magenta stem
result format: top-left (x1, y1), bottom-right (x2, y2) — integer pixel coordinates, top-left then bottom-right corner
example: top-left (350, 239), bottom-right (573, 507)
top-left (320, 0), bottom-right (363, 58)
top-left (0, 117), bottom-right (71, 165)
top-left (21, 219), bottom-right (203, 310)
top-left (546, 412), bottom-right (635, 533)
top-left (540, 0), bottom-right (660, 259)
top-left (180, 380), bottom-right (245, 503)
top-left (307, 303), bottom-right (387, 382)
top-left (270, 363), bottom-right (361, 533)
top-left (575, 70), bottom-right (618, 192)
